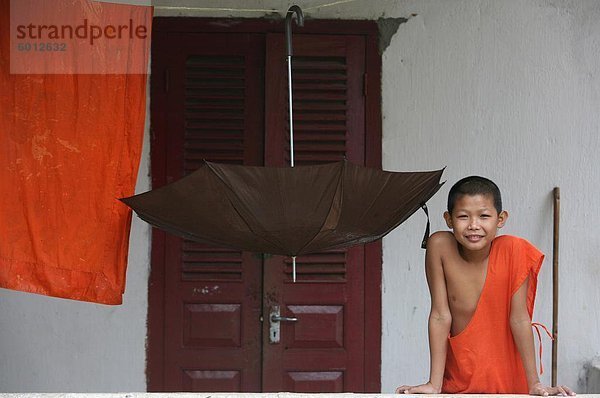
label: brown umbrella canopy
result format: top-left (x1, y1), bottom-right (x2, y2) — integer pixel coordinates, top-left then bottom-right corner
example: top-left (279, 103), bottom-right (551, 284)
top-left (121, 160), bottom-right (444, 256)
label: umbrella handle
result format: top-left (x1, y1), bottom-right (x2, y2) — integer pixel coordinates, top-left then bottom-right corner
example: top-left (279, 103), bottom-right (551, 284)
top-left (285, 5), bottom-right (304, 57)
top-left (285, 6), bottom-right (304, 167)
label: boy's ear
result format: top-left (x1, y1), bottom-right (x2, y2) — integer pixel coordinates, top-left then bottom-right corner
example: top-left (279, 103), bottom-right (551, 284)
top-left (497, 210), bottom-right (509, 228)
top-left (443, 211), bottom-right (453, 229)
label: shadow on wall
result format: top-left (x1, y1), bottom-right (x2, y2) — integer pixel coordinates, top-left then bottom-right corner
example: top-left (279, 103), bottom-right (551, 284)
top-left (586, 357), bottom-right (600, 393)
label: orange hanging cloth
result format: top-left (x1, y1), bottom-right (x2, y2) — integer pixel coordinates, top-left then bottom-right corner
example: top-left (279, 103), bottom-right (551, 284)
top-left (442, 235), bottom-right (545, 393)
top-left (0, 0), bottom-right (152, 304)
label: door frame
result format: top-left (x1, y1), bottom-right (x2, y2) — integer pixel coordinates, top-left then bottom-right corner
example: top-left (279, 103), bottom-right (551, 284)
top-left (147, 17), bottom-right (382, 392)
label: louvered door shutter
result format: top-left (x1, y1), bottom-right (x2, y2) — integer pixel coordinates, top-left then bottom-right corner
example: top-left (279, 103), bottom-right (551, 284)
top-left (181, 54), bottom-right (247, 282)
top-left (161, 33), bottom-right (264, 392)
top-left (262, 34), bottom-right (367, 392)
top-left (284, 53), bottom-right (353, 165)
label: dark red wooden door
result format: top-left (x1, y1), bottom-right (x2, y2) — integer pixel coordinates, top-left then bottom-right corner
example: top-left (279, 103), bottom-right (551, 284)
top-left (262, 34), bottom-right (366, 392)
top-left (151, 32), bottom-right (265, 392)
top-left (148, 22), bottom-right (381, 393)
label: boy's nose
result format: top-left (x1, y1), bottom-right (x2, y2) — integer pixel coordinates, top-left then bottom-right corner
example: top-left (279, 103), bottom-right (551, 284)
top-left (468, 219), bottom-right (480, 229)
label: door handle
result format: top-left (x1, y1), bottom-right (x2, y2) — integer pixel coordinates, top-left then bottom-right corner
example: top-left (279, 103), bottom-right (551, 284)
top-left (269, 305), bottom-right (297, 344)
top-left (270, 314), bottom-right (298, 322)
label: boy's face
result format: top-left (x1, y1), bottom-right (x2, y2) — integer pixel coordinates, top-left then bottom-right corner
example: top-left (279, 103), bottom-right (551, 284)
top-left (443, 193), bottom-right (508, 252)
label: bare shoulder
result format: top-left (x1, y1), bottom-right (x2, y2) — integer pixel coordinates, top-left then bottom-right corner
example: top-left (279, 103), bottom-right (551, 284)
top-left (426, 231), bottom-right (457, 254)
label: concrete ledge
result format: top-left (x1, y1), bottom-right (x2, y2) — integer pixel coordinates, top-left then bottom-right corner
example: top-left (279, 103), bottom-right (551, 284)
top-left (1, 394), bottom-right (599, 398)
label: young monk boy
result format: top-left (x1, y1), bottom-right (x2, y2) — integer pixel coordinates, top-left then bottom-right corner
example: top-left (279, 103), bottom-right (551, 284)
top-left (396, 176), bottom-right (575, 396)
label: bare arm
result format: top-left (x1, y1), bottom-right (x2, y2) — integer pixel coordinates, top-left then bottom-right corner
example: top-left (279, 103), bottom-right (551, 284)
top-left (510, 277), bottom-right (575, 396)
top-left (510, 276), bottom-right (540, 388)
top-left (425, 238), bottom-right (452, 391)
top-left (397, 233), bottom-right (452, 394)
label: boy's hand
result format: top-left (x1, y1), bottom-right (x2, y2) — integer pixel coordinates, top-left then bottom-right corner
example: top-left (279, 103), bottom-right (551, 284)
top-left (530, 382), bottom-right (576, 396)
top-left (395, 382), bottom-right (441, 394)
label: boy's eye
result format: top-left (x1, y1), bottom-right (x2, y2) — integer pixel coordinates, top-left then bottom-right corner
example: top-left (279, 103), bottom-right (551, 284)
top-left (480, 214), bottom-right (491, 218)
top-left (457, 215), bottom-right (468, 219)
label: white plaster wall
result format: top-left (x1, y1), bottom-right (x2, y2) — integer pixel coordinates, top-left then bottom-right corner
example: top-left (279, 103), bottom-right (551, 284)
top-left (2, 0), bottom-right (599, 393)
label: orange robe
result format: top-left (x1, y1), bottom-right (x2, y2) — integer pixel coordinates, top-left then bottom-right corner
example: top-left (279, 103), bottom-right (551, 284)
top-left (0, 0), bottom-right (152, 304)
top-left (442, 235), bottom-right (544, 393)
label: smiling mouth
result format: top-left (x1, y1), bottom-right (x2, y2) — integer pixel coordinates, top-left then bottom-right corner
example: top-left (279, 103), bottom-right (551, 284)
top-left (466, 235), bottom-right (483, 242)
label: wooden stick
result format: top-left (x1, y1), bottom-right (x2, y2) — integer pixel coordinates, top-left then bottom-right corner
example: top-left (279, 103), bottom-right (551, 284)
top-left (552, 187), bottom-right (560, 386)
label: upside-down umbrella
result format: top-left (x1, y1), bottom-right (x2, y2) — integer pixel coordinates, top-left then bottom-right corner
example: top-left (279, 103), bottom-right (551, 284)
top-left (121, 159), bottom-right (443, 254)
top-left (121, 6), bottom-right (445, 280)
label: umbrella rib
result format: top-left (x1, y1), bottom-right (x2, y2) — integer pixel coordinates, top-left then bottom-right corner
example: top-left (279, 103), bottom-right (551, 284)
top-left (204, 161), bottom-right (286, 254)
top-left (298, 167), bottom-right (445, 252)
top-left (314, 164), bottom-right (393, 249)
top-left (362, 171), bottom-right (445, 240)
top-left (294, 160), bottom-right (346, 255)
top-left (128, 207), bottom-right (241, 249)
